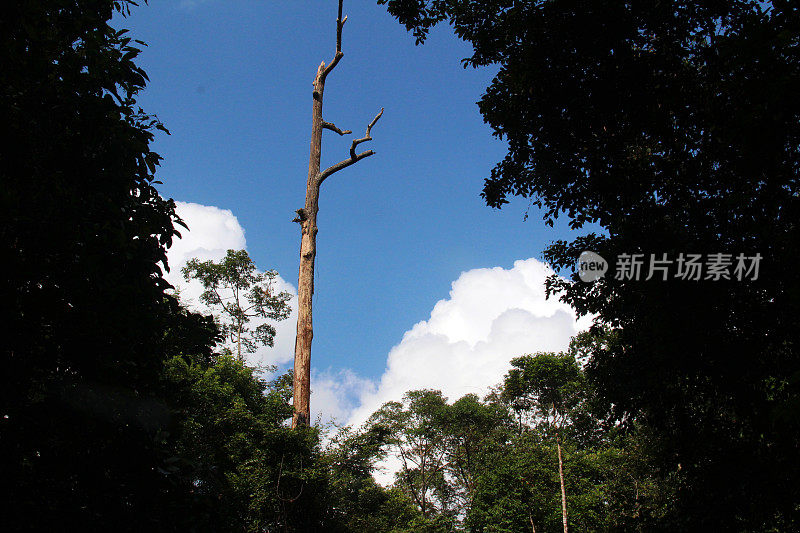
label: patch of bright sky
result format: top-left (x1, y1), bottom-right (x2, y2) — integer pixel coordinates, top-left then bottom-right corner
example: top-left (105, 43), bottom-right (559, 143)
top-left (113, 1), bottom-right (593, 381)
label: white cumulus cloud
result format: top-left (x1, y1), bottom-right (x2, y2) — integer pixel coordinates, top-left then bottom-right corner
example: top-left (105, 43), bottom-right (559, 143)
top-left (344, 258), bottom-right (592, 427)
top-left (311, 369), bottom-right (377, 428)
top-left (161, 202), bottom-right (589, 430)
top-left (165, 201), bottom-right (298, 368)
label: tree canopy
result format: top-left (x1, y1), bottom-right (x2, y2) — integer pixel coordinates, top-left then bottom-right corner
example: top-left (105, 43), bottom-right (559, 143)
top-left (355, 348), bottom-right (675, 532)
top-left (5, 0), bottom-right (798, 529)
top-left (379, 0), bottom-right (800, 528)
top-left (1, 0), bottom-right (193, 528)
top-left (0, 2), bottom-right (310, 530)
top-left (183, 249), bottom-right (292, 361)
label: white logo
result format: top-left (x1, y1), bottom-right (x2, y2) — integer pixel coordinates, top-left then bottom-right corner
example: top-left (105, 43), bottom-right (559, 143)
top-left (578, 251), bottom-right (608, 282)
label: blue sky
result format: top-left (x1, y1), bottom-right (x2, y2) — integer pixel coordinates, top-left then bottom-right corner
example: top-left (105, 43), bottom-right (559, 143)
top-left (114, 1), bottom-right (591, 422)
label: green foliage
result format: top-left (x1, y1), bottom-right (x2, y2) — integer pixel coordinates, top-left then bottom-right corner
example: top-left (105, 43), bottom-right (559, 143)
top-left (379, 0), bottom-right (800, 527)
top-left (0, 0), bottom-right (206, 529)
top-left (468, 432), bottom-right (575, 532)
top-left (503, 352), bottom-right (584, 431)
top-left (10, 0), bottom-right (795, 529)
top-left (160, 353), bottom-right (332, 531)
top-left (364, 390), bottom-right (512, 530)
top-left (0, 3), bottom-right (320, 530)
top-left (468, 351), bottom-right (669, 532)
top-left (183, 249), bottom-right (291, 360)
top-left (322, 427), bottom-right (427, 532)
top-left (368, 390), bottom-right (454, 522)
top-left (469, 433), bottom-right (675, 533)
top-left (441, 394), bottom-right (512, 511)
top-left (351, 371), bottom-right (675, 532)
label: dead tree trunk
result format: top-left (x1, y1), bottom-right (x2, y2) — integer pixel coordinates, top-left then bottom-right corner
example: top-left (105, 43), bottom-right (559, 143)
top-left (292, 0), bottom-right (382, 428)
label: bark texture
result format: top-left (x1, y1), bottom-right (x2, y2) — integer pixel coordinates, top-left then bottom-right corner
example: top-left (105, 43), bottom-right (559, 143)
top-left (292, 0), bottom-right (382, 428)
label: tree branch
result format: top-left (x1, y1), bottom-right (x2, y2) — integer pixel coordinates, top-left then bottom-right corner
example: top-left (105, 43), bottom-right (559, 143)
top-left (322, 121), bottom-right (352, 135)
top-left (336, 0), bottom-right (347, 53)
top-left (317, 108), bottom-right (383, 185)
top-left (350, 108), bottom-right (383, 158)
top-left (213, 288), bottom-right (236, 316)
top-left (322, 52), bottom-right (343, 81)
top-left (321, 0), bottom-right (347, 80)
top-left (317, 150), bottom-right (374, 185)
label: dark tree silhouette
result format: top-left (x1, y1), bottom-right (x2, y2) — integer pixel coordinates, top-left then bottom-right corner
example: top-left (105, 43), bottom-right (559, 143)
top-left (378, 0), bottom-right (800, 528)
top-left (0, 1), bottom-right (214, 529)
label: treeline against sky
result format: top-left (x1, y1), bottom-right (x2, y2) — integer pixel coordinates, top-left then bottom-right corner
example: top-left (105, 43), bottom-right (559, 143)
top-left (2, 1), bottom-right (799, 531)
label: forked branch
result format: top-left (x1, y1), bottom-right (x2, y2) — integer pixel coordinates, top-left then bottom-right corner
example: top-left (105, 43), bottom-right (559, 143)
top-left (318, 108), bottom-right (383, 184)
top-left (350, 108), bottom-right (384, 158)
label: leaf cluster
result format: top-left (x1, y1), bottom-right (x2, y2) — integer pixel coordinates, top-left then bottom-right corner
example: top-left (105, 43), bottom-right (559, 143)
top-left (379, 0), bottom-right (800, 527)
top-left (182, 249), bottom-right (292, 357)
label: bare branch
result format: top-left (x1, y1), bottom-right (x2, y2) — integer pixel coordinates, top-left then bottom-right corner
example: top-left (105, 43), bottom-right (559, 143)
top-left (367, 107), bottom-right (383, 131)
top-left (322, 0), bottom-right (347, 80)
top-left (294, 0), bottom-right (384, 428)
top-left (317, 108), bottom-right (383, 185)
top-left (317, 150), bottom-right (374, 184)
top-left (336, 1), bottom-right (347, 53)
top-left (350, 108), bottom-right (384, 158)
top-left (322, 121), bottom-right (352, 136)
top-left (213, 288), bottom-right (236, 316)
top-left (322, 51), bottom-right (343, 80)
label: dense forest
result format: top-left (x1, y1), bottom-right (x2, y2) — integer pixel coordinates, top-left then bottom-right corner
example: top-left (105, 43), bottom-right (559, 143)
top-left (1, 0), bottom-right (798, 531)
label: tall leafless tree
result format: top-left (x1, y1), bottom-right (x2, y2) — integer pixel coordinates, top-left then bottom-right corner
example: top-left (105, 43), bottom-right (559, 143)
top-left (292, 0), bottom-right (382, 428)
